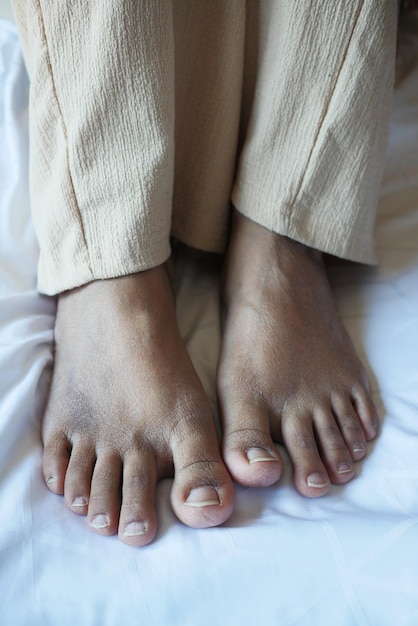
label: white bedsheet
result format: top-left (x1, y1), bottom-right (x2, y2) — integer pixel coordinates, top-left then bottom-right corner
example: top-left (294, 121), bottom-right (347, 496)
top-left (1, 19), bottom-right (417, 626)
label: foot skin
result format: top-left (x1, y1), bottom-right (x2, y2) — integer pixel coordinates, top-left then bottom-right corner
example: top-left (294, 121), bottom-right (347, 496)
top-left (218, 212), bottom-right (378, 497)
top-left (42, 267), bottom-right (234, 547)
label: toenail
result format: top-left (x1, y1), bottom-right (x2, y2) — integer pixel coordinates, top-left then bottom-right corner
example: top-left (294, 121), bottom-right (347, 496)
top-left (338, 463), bottom-right (353, 474)
top-left (352, 442), bottom-right (365, 454)
top-left (46, 477), bottom-right (57, 486)
top-left (246, 448), bottom-right (279, 464)
top-left (72, 496), bottom-right (88, 507)
top-left (123, 521), bottom-right (147, 537)
top-left (184, 486), bottom-right (220, 508)
top-left (90, 514), bottom-right (110, 529)
top-left (307, 473), bottom-right (328, 488)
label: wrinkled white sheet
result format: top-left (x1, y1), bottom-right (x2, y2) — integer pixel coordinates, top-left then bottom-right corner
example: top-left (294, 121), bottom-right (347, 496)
top-left (1, 19), bottom-right (418, 626)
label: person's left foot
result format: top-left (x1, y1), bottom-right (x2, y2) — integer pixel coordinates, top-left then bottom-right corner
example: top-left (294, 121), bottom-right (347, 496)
top-left (217, 211), bottom-right (378, 497)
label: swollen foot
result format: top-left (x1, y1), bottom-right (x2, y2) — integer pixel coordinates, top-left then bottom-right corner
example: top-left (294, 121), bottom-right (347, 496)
top-left (42, 266), bottom-right (234, 546)
top-left (218, 212), bottom-right (378, 497)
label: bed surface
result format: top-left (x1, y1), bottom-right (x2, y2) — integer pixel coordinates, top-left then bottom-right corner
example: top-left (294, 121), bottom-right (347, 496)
top-left (1, 19), bottom-right (418, 626)
top-left (0, 1), bottom-right (13, 22)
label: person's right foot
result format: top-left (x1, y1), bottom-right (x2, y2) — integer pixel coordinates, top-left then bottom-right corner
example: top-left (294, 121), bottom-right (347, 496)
top-left (42, 266), bottom-right (234, 547)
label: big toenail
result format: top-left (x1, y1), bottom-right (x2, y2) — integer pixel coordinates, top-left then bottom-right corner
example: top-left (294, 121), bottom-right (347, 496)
top-left (72, 496), bottom-right (88, 507)
top-left (123, 522), bottom-right (147, 537)
top-left (90, 514), bottom-right (110, 529)
top-left (246, 448), bottom-right (279, 464)
top-left (184, 486), bottom-right (220, 508)
top-left (307, 473), bottom-right (328, 488)
top-left (338, 463), bottom-right (353, 474)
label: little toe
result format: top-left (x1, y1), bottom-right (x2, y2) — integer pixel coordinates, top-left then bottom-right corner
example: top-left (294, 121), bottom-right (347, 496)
top-left (88, 450), bottom-right (122, 536)
top-left (170, 419), bottom-right (234, 529)
top-left (282, 416), bottom-right (331, 497)
top-left (63, 441), bottom-right (96, 515)
top-left (220, 401), bottom-right (282, 488)
top-left (118, 451), bottom-right (158, 547)
top-left (43, 432), bottom-right (71, 495)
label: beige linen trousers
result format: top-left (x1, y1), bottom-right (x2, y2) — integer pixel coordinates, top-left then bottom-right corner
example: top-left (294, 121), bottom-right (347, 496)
top-left (13, 0), bottom-right (397, 295)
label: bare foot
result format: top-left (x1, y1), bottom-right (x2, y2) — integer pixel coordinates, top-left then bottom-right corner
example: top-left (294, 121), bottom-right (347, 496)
top-left (217, 212), bottom-right (378, 497)
top-left (42, 266), bottom-right (234, 546)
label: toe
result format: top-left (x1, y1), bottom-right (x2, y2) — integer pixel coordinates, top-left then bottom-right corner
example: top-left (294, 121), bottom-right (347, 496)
top-left (351, 387), bottom-right (379, 441)
top-left (63, 439), bottom-right (96, 515)
top-left (313, 409), bottom-right (355, 485)
top-left (219, 394), bottom-right (282, 487)
top-left (43, 432), bottom-right (71, 495)
top-left (282, 413), bottom-right (330, 497)
top-left (170, 414), bottom-right (234, 529)
top-left (87, 449), bottom-right (122, 536)
top-left (118, 450), bottom-right (158, 547)
top-left (332, 394), bottom-right (368, 461)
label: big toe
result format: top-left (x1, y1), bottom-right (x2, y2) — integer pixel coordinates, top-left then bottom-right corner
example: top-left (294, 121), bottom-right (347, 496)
top-left (219, 393), bottom-right (282, 488)
top-left (170, 418), bottom-right (234, 529)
